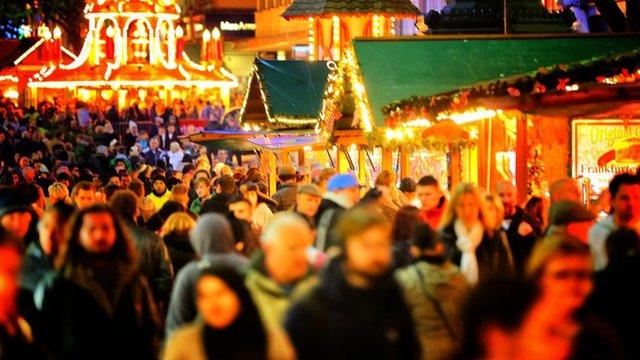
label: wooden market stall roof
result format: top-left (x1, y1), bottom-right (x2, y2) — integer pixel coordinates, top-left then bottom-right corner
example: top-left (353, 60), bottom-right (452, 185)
top-left (351, 35), bottom-right (640, 128)
top-left (282, 0), bottom-right (420, 19)
top-left (240, 58), bottom-right (334, 130)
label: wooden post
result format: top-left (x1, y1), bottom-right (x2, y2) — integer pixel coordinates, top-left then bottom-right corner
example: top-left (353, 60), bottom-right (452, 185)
top-left (515, 113), bottom-right (528, 205)
top-left (450, 150), bottom-right (462, 190)
top-left (297, 149), bottom-right (305, 166)
top-left (281, 151), bottom-right (291, 166)
top-left (267, 151), bottom-right (277, 196)
top-left (476, 119), bottom-right (488, 190)
top-left (337, 147), bottom-right (350, 173)
top-left (358, 147), bottom-right (367, 185)
top-left (399, 147), bottom-right (410, 179)
top-left (382, 148), bottom-right (393, 173)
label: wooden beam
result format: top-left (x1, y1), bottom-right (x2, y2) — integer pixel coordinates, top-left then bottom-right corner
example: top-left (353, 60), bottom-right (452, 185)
top-left (358, 148), bottom-right (367, 185)
top-left (450, 150), bottom-right (462, 190)
top-left (515, 114), bottom-right (528, 205)
top-left (267, 151), bottom-right (277, 196)
top-left (399, 147), bottom-right (410, 179)
top-left (297, 149), bottom-right (305, 166)
top-left (382, 148), bottom-right (393, 173)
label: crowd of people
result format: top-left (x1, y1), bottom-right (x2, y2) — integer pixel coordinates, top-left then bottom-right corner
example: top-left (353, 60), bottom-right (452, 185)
top-left (0, 95), bottom-right (639, 359)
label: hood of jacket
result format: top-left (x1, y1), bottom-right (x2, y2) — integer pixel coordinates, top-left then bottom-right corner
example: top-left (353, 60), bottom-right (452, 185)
top-left (190, 213), bottom-right (235, 256)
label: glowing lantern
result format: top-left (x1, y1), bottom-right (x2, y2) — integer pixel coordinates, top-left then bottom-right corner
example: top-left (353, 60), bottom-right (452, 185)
top-left (3, 89), bottom-right (19, 99)
top-left (53, 26), bottom-right (62, 39)
top-left (175, 25), bottom-right (184, 38)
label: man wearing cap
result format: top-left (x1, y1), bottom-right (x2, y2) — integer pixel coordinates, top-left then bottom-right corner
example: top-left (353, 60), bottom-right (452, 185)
top-left (546, 200), bottom-right (596, 243)
top-left (147, 175), bottom-right (172, 211)
top-left (273, 166), bottom-right (299, 211)
top-left (293, 184), bottom-right (323, 221)
top-left (315, 173), bottom-right (361, 252)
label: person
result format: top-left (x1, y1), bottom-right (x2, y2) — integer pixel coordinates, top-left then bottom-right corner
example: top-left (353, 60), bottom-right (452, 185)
top-left (48, 182), bottom-right (70, 206)
top-left (292, 183), bottom-right (323, 222)
top-left (524, 196), bottom-right (547, 234)
top-left (228, 195), bottom-right (253, 224)
top-left (0, 227), bottom-right (46, 359)
top-left (160, 212), bottom-right (197, 275)
top-left (167, 142), bottom-right (184, 171)
top-left (71, 181), bottom-right (96, 210)
top-left (189, 177), bottom-right (212, 214)
top-left (376, 170), bottom-right (409, 208)
top-left (589, 173), bottom-right (640, 271)
top-left (391, 206), bottom-right (421, 269)
top-left (19, 203), bottom-right (74, 318)
top-left (241, 183), bottom-right (275, 231)
top-left (168, 184), bottom-right (189, 210)
top-left (200, 174), bottom-right (236, 215)
top-left (143, 137), bottom-right (166, 167)
top-left (526, 235), bottom-right (621, 359)
top-left (315, 168), bottom-right (338, 194)
top-left (359, 186), bottom-right (398, 222)
top-left (34, 205), bottom-right (161, 359)
top-left (245, 213), bottom-right (316, 332)
top-left (547, 200), bottom-right (596, 243)
top-left (0, 187), bottom-right (38, 250)
top-left (549, 178), bottom-right (582, 204)
top-left (272, 166), bottom-right (298, 211)
top-left (495, 180), bottom-right (540, 276)
top-left (166, 213), bottom-right (248, 335)
top-left (417, 175), bottom-right (447, 229)
top-left (399, 177), bottom-right (418, 206)
top-left (285, 207), bottom-right (421, 359)
top-left (315, 173), bottom-right (361, 252)
top-left (147, 175), bottom-right (172, 211)
top-left (396, 223), bottom-right (468, 360)
top-left (439, 183), bottom-right (514, 284)
top-left (110, 190), bottom-right (174, 308)
top-left (163, 266), bottom-right (294, 360)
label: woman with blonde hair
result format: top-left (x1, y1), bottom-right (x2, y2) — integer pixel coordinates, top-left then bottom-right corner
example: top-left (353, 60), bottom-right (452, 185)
top-left (161, 212), bottom-right (197, 274)
top-left (48, 182), bottom-right (70, 206)
top-left (439, 183), bottom-right (514, 284)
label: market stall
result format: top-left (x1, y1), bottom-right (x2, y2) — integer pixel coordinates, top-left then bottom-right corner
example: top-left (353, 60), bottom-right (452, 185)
top-left (375, 35), bottom-right (640, 201)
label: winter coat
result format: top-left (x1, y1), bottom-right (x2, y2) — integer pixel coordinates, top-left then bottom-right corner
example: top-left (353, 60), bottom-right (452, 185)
top-left (165, 214), bottom-right (248, 335)
top-left (162, 321), bottom-right (295, 360)
top-left (20, 242), bottom-right (52, 294)
top-left (125, 223), bottom-right (174, 305)
top-left (396, 260), bottom-right (469, 360)
top-left (588, 215), bottom-right (617, 271)
top-left (440, 224), bottom-right (515, 283)
top-left (33, 264), bottom-right (161, 360)
top-left (418, 197), bottom-right (447, 230)
top-left (162, 232), bottom-right (197, 275)
top-left (284, 257), bottom-right (421, 360)
top-left (504, 206), bottom-right (541, 277)
top-left (147, 190), bottom-right (172, 212)
top-left (273, 184), bottom-right (298, 212)
top-left (244, 252), bottom-right (316, 331)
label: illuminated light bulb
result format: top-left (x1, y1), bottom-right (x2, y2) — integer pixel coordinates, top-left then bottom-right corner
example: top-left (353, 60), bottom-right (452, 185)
top-left (212, 27), bottom-right (221, 41)
top-left (303, 146), bottom-right (313, 152)
top-left (43, 28), bottom-right (52, 40)
top-left (175, 25), bottom-right (184, 38)
top-left (386, 128), bottom-right (395, 140)
top-left (395, 129), bottom-right (404, 140)
top-left (405, 128), bottom-right (414, 138)
top-left (53, 26), bottom-right (61, 39)
top-left (202, 29), bottom-right (211, 42)
top-left (242, 124), bottom-right (251, 131)
top-left (106, 25), bottom-right (115, 38)
top-left (469, 128), bottom-right (479, 139)
top-left (252, 125), bottom-right (260, 131)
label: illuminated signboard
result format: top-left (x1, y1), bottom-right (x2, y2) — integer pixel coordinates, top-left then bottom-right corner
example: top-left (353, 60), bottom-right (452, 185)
top-left (572, 119), bottom-right (640, 190)
top-left (205, 12), bottom-right (255, 39)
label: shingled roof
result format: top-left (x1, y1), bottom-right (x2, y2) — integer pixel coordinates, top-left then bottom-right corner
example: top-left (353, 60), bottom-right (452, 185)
top-left (282, 0), bottom-right (420, 20)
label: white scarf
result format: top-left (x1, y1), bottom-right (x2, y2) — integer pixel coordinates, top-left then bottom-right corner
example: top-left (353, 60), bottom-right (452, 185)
top-left (454, 220), bottom-right (484, 284)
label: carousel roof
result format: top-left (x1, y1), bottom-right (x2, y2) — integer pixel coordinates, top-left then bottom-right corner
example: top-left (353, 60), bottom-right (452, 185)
top-left (282, 0), bottom-right (420, 19)
top-left (84, 0), bottom-right (180, 15)
top-left (27, 61), bottom-right (237, 88)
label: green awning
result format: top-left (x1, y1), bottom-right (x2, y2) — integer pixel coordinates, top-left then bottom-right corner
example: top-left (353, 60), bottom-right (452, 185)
top-left (353, 35), bottom-right (640, 127)
top-left (240, 59), bottom-right (332, 129)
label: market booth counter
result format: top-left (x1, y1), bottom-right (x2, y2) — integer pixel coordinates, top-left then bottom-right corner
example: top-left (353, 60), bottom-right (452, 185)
top-left (376, 35), bottom-right (640, 202)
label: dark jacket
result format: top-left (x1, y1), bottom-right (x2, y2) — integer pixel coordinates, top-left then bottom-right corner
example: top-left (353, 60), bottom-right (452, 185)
top-left (272, 183), bottom-right (298, 211)
top-left (20, 242), bottom-right (52, 294)
top-left (200, 193), bottom-right (231, 215)
top-left (504, 207), bottom-right (540, 277)
top-left (125, 223), bottom-right (174, 305)
top-left (440, 224), bottom-right (514, 283)
top-left (162, 232), bottom-right (197, 275)
top-left (284, 258), bottom-right (421, 360)
top-left (314, 196), bottom-right (347, 252)
top-left (33, 265), bottom-right (161, 360)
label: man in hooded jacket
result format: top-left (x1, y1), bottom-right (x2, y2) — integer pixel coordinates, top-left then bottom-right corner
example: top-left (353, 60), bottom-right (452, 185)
top-left (165, 213), bottom-right (248, 335)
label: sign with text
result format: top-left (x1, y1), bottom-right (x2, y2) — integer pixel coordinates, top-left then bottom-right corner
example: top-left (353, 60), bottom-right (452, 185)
top-left (572, 119), bottom-right (640, 190)
top-left (205, 12), bottom-right (255, 39)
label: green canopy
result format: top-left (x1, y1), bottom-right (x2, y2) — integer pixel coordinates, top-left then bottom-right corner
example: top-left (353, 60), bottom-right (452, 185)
top-left (240, 59), bottom-right (332, 129)
top-left (353, 35), bottom-right (640, 127)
